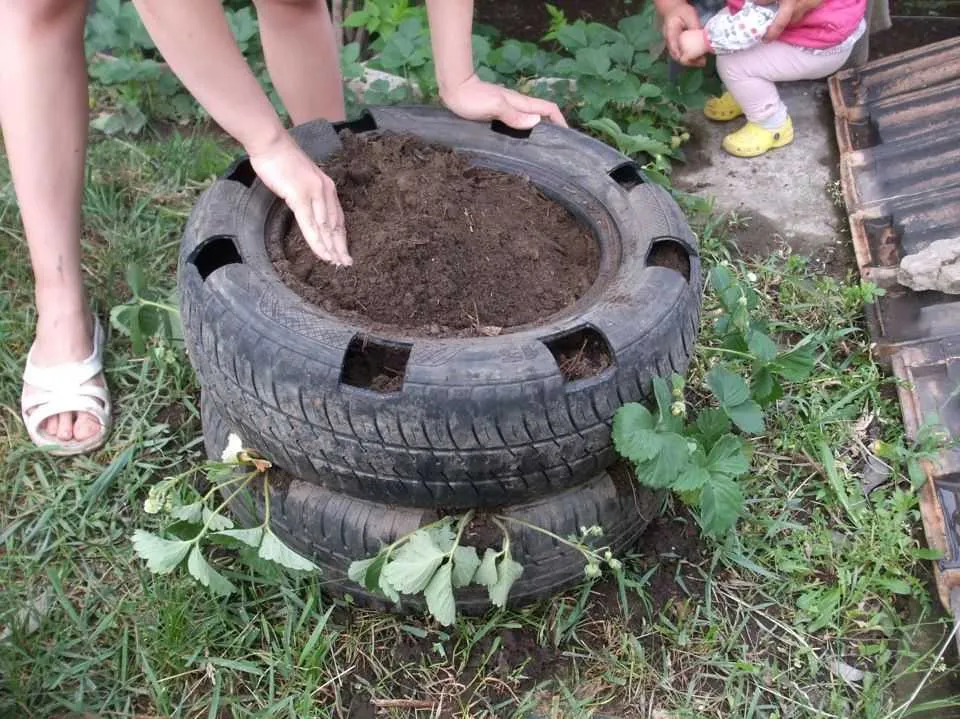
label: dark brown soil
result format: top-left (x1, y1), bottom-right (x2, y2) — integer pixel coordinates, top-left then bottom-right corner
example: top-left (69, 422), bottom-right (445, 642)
top-left (268, 132), bottom-right (599, 338)
top-left (869, 17), bottom-right (960, 59)
top-left (475, 0), bottom-right (642, 42)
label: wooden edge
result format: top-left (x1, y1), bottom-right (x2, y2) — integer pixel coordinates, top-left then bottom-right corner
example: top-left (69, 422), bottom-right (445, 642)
top-left (894, 351), bottom-right (959, 611)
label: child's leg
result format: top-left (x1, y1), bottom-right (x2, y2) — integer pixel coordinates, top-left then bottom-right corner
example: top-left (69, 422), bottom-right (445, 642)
top-left (717, 41), bottom-right (852, 128)
top-left (253, 0), bottom-right (346, 124)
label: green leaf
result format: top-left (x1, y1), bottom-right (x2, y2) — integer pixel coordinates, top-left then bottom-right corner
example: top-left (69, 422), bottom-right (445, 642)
top-left (772, 342), bottom-right (816, 382)
top-left (673, 465), bottom-right (710, 492)
top-left (556, 23), bottom-right (588, 51)
top-left (378, 563), bottom-right (401, 603)
top-left (427, 522), bottom-right (456, 553)
top-left (187, 546), bottom-right (236, 596)
top-left (612, 403), bottom-right (661, 463)
top-left (706, 435), bottom-right (751, 478)
top-left (451, 545), bottom-right (481, 588)
top-left (709, 265), bottom-right (734, 292)
top-left (488, 556), bottom-right (524, 608)
top-left (725, 400), bottom-right (765, 434)
top-left (748, 331), bottom-right (778, 363)
top-left (751, 366), bottom-right (782, 406)
top-left (170, 502), bottom-right (202, 524)
top-left (474, 548), bottom-right (500, 587)
top-left (876, 577), bottom-right (913, 595)
top-left (215, 527), bottom-right (264, 548)
top-left (635, 83), bottom-right (663, 98)
top-left (694, 408), bottom-right (731, 449)
top-left (636, 433), bottom-right (689, 489)
top-left (707, 365), bottom-right (750, 408)
top-left (348, 557), bottom-right (377, 586)
top-left (908, 459), bottom-right (927, 489)
top-left (202, 508), bottom-right (234, 531)
top-left (424, 561), bottom-right (456, 626)
top-left (618, 14), bottom-right (662, 50)
top-left (131, 530), bottom-right (191, 574)
top-left (258, 531), bottom-right (318, 572)
top-left (381, 530), bottom-right (446, 594)
top-left (125, 264), bottom-right (147, 298)
top-left (699, 476), bottom-right (743, 537)
top-left (575, 46), bottom-right (611, 76)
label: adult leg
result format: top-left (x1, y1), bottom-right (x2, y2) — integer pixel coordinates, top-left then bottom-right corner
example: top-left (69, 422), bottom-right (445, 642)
top-left (0, 0), bottom-right (106, 445)
top-left (252, 0), bottom-right (346, 124)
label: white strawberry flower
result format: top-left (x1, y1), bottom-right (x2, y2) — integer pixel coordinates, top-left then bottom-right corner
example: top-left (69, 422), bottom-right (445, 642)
top-left (221, 433), bottom-right (244, 464)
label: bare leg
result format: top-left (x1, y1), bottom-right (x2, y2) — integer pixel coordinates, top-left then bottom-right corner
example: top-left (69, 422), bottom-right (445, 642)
top-left (253, 0), bottom-right (346, 124)
top-left (0, 0), bottom-right (103, 443)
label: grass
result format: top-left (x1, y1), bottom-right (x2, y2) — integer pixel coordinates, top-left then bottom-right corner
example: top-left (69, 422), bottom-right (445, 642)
top-left (2, 122), bottom-right (960, 718)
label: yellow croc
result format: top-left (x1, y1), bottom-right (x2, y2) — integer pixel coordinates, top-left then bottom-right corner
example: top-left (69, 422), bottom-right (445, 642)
top-left (721, 117), bottom-right (794, 158)
top-left (704, 91), bottom-right (743, 121)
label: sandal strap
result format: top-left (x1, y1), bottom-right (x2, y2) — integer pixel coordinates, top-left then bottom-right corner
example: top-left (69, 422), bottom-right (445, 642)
top-left (22, 318), bottom-right (105, 392)
top-left (22, 392), bottom-right (110, 438)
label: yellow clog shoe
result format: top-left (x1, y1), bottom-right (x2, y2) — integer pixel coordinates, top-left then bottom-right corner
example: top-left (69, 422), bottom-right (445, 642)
top-left (704, 91), bottom-right (744, 121)
top-left (721, 117), bottom-right (794, 158)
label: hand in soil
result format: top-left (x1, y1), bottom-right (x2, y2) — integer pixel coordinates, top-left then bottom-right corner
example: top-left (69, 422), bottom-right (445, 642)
top-left (763, 0), bottom-right (824, 40)
top-left (440, 74), bottom-right (568, 129)
top-left (249, 135), bottom-right (351, 266)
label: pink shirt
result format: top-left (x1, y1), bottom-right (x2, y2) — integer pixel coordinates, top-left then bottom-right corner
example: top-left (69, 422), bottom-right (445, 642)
top-left (725, 0), bottom-right (867, 48)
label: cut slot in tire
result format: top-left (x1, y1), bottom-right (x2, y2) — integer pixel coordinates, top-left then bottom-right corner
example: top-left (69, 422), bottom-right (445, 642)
top-left (188, 235), bottom-right (243, 281)
top-left (544, 326), bottom-right (613, 382)
top-left (180, 106), bottom-right (702, 509)
top-left (647, 239), bottom-right (691, 282)
top-left (202, 397), bottom-right (664, 613)
top-left (340, 335), bottom-right (410, 393)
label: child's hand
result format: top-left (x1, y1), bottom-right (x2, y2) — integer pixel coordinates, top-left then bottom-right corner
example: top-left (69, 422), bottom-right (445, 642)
top-left (440, 74), bottom-right (568, 130)
top-left (678, 29), bottom-right (709, 65)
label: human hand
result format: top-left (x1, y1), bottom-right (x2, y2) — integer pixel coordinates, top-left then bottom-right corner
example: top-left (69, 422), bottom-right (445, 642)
top-left (763, 0), bottom-right (824, 40)
top-left (678, 28), bottom-right (709, 65)
top-left (663, 2), bottom-right (706, 66)
top-left (248, 133), bottom-right (350, 266)
top-left (440, 74), bottom-right (568, 129)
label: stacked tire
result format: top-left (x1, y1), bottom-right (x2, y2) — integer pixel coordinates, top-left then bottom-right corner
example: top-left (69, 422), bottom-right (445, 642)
top-left (179, 107), bottom-right (702, 611)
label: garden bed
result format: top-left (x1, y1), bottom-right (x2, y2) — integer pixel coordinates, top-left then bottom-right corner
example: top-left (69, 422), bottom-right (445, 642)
top-left (267, 132), bottom-right (600, 338)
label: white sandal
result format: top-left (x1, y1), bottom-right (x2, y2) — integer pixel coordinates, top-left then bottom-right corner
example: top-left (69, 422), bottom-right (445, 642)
top-left (20, 317), bottom-right (112, 456)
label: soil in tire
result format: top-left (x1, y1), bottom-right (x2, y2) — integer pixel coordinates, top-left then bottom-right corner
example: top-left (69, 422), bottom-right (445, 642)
top-left (267, 132), bottom-right (600, 337)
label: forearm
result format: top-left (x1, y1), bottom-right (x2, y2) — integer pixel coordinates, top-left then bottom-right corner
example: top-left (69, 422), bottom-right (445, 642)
top-left (132, 0), bottom-right (285, 154)
top-left (653, 0), bottom-right (691, 17)
top-left (704, 3), bottom-right (777, 53)
top-left (424, 0), bottom-right (475, 97)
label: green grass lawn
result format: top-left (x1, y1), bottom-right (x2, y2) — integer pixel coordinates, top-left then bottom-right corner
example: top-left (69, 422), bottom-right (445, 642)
top-left (2, 125), bottom-right (960, 718)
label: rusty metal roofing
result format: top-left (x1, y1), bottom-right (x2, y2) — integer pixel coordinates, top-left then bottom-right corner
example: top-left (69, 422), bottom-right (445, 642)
top-left (830, 36), bottom-right (960, 352)
top-left (829, 36), bottom-right (960, 627)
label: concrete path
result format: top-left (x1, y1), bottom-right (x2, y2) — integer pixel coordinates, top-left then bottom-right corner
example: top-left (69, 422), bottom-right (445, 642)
top-left (673, 80), bottom-right (854, 277)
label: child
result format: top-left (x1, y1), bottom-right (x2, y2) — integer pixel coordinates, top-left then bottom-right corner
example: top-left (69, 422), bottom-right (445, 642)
top-left (677, 0), bottom-right (866, 157)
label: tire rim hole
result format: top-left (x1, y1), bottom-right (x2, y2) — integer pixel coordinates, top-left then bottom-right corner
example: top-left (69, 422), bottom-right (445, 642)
top-left (647, 239), bottom-right (692, 282)
top-left (225, 158), bottom-right (257, 188)
top-left (188, 235), bottom-right (243, 281)
top-left (340, 334), bottom-right (411, 393)
top-left (608, 162), bottom-right (645, 190)
top-left (543, 326), bottom-right (614, 383)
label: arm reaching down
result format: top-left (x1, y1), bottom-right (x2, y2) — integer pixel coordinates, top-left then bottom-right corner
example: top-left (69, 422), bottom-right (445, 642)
top-left (424, 0), bottom-right (567, 128)
top-left (132, 0), bottom-right (350, 266)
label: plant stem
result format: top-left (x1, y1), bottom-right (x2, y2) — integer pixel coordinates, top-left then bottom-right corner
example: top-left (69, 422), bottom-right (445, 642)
top-left (194, 471), bottom-right (256, 542)
top-left (450, 509), bottom-right (476, 555)
top-left (701, 346), bottom-right (755, 361)
top-left (138, 298), bottom-right (179, 314)
top-left (494, 515), bottom-right (596, 560)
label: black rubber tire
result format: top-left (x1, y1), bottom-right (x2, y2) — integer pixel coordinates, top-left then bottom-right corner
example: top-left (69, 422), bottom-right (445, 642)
top-left (202, 396), bottom-right (663, 613)
top-left (180, 106), bottom-right (701, 509)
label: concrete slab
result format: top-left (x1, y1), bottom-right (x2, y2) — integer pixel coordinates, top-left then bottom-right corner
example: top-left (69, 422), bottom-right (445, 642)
top-left (673, 80), bottom-right (854, 277)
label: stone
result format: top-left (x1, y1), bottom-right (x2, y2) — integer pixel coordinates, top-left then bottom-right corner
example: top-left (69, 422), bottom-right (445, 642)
top-left (898, 237), bottom-right (960, 294)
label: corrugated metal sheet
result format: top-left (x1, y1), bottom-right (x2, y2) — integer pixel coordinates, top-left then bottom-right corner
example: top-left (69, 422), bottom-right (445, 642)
top-left (830, 36), bottom-right (960, 616)
top-left (831, 36), bottom-right (960, 352)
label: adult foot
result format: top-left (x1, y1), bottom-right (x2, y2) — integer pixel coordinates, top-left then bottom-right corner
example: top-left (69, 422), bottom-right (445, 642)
top-left (21, 310), bottom-right (109, 448)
